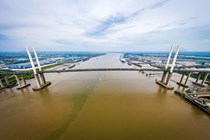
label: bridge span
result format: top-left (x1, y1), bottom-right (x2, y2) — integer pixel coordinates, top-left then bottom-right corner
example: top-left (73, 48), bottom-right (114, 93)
top-left (0, 46), bottom-right (210, 91)
top-left (1, 68), bottom-right (210, 75)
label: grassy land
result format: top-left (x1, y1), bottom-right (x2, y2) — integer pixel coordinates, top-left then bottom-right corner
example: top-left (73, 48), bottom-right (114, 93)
top-left (42, 63), bottom-right (60, 70)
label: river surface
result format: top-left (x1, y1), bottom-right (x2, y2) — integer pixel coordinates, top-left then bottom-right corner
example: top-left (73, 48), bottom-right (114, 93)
top-left (0, 53), bottom-right (210, 140)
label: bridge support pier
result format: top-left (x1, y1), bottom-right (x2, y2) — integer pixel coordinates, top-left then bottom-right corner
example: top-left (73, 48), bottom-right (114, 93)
top-left (15, 75), bottom-right (31, 90)
top-left (180, 74), bottom-right (185, 83)
top-left (156, 72), bottom-right (174, 90)
top-left (32, 73), bottom-right (51, 91)
top-left (185, 73), bottom-right (191, 85)
top-left (193, 73), bottom-right (208, 87)
top-left (4, 76), bottom-right (9, 86)
top-left (156, 45), bottom-right (180, 90)
top-left (14, 75), bottom-right (20, 86)
top-left (34, 74), bottom-right (41, 88)
top-left (40, 73), bottom-right (46, 84)
top-left (26, 47), bottom-right (51, 91)
top-left (165, 72), bottom-right (173, 86)
top-left (3, 76), bottom-right (16, 88)
top-left (177, 73), bottom-right (191, 88)
top-left (0, 79), bottom-right (5, 89)
top-left (196, 73), bottom-right (201, 83)
top-left (22, 77), bottom-right (27, 85)
top-left (201, 73), bottom-right (208, 85)
top-left (161, 71), bottom-right (167, 83)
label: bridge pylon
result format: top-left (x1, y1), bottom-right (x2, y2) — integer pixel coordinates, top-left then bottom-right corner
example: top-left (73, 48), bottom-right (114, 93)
top-left (156, 45), bottom-right (180, 90)
top-left (26, 47), bottom-right (51, 91)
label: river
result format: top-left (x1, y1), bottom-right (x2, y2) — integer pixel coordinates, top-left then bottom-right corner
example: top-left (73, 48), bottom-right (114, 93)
top-left (0, 53), bottom-right (210, 140)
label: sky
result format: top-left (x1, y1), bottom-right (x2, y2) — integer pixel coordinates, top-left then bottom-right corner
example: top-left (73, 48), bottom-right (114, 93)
top-left (0, 0), bottom-right (210, 52)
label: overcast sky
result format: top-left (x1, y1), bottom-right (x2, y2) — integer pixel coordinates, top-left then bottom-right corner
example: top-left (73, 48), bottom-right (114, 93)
top-left (0, 0), bottom-right (210, 52)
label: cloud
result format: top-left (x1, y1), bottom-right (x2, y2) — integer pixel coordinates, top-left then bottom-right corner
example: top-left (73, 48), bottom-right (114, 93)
top-left (149, 0), bottom-right (169, 9)
top-left (86, 0), bottom-right (170, 36)
top-left (0, 0), bottom-right (210, 52)
top-left (86, 14), bottom-right (128, 36)
top-left (53, 39), bottom-right (74, 45)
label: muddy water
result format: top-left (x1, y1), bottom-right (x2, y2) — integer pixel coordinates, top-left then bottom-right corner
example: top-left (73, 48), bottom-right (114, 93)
top-left (0, 53), bottom-right (210, 140)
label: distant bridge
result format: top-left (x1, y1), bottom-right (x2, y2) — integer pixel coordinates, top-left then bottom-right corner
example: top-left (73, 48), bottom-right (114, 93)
top-left (1, 68), bottom-right (210, 75)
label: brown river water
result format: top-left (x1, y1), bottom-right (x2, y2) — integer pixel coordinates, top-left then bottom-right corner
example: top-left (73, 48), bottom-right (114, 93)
top-left (0, 53), bottom-right (210, 140)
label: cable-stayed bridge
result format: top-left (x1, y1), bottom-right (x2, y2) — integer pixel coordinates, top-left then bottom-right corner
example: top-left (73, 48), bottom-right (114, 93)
top-left (0, 45), bottom-right (209, 91)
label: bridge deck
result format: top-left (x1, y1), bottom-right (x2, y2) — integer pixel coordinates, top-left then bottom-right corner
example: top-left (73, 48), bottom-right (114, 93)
top-left (0, 68), bottom-right (210, 75)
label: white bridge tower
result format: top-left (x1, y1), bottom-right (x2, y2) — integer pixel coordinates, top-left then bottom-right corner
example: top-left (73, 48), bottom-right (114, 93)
top-left (26, 47), bottom-right (51, 91)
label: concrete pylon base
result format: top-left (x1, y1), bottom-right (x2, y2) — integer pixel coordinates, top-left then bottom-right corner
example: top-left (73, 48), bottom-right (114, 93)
top-left (156, 80), bottom-right (174, 90)
top-left (16, 83), bottom-right (31, 90)
top-left (32, 81), bottom-right (51, 91)
top-left (192, 82), bottom-right (205, 87)
top-left (176, 82), bottom-right (189, 88)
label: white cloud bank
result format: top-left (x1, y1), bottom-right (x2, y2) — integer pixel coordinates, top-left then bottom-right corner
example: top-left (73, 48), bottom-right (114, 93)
top-left (0, 0), bottom-right (210, 52)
